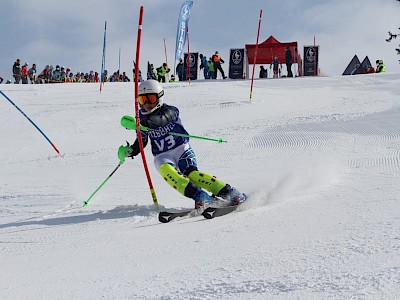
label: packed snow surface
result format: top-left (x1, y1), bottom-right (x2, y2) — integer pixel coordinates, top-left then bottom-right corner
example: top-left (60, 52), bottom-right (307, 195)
top-left (1, 74), bottom-right (400, 299)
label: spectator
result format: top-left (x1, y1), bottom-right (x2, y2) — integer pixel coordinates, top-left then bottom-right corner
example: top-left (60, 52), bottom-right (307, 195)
top-left (156, 63), bottom-right (170, 83)
top-left (21, 63), bottom-right (29, 84)
top-left (82, 72), bottom-right (88, 82)
top-left (52, 65), bottom-right (62, 82)
top-left (13, 59), bottom-right (21, 84)
top-left (122, 71), bottom-right (130, 82)
top-left (285, 47), bottom-right (293, 77)
top-left (37, 65), bottom-right (50, 84)
top-left (169, 74), bottom-right (176, 82)
top-left (101, 70), bottom-right (108, 82)
top-left (66, 72), bottom-right (74, 83)
top-left (270, 56), bottom-right (282, 78)
top-left (49, 65), bottom-right (55, 81)
top-left (199, 54), bottom-right (209, 79)
top-left (147, 63), bottom-right (157, 80)
top-left (60, 67), bottom-right (67, 82)
top-left (88, 70), bottom-right (95, 83)
top-left (133, 69), bottom-right (143, 82)
top-left (212, 51), bottom-right (227, 79)
top-left (94, 72), bottom-right (100, 83)
top-left (74, 72), bottom-right (81, 82)
top-left (208, 57), bottom-right (215, 79)
top-left (28, 63), bottom-right (37, 84)
top-left (176, 59), bottom-right (184, 81)
top-left (259, 66), bottom-right (267, 78)
top-left (375, 60), bottom-right (386, 73)
top-left (109, 72), bottom-right (119, 82)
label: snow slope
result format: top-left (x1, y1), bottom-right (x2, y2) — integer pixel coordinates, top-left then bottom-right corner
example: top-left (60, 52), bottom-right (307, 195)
top-left (1, 74), bottom-right (400, 299)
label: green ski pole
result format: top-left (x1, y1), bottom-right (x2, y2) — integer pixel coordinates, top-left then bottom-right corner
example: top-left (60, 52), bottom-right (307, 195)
top-left (83, 163), bottom-right (122, 207)
top-left (120, 115), bottom-right (227, 143)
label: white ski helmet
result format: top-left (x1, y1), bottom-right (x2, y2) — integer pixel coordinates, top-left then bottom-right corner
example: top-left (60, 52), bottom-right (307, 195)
top-left (138, 79), bottom-right (164, 115)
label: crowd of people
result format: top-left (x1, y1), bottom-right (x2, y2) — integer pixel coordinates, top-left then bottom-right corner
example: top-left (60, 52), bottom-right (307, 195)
top-left (198, 51), bottom-right (227, 80)
top-left (145, 52), bottom-right (228, 83)
top-left (0, 53), bottom-right (387, 84)
top-left (2, 58), bottom-right (133, 84)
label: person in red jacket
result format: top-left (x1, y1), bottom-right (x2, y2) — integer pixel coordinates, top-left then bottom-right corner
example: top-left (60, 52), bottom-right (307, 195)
top-left (21, 63), bottom-right (29, 84)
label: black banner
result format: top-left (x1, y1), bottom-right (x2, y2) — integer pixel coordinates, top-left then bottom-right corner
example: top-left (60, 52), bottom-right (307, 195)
top-left (229, 49), bottom-right (245, 79)
top-left (183, 52), bottom-right (198, 80)
top-left (303, 46), bottom-right (319, 76)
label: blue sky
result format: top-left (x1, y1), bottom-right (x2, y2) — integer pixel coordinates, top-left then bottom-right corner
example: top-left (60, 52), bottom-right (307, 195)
top-left (0, 0), bottom-right (399, 81)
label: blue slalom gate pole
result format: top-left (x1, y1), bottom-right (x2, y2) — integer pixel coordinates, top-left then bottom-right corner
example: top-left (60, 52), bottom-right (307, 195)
top-left (100, 21), bottom-right (107, 93)
top-left (0, 90), bottom-right (62, 156)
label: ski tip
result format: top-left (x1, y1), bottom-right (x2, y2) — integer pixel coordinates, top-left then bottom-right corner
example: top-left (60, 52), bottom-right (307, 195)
top-left (158, 211), bottom-right (171, 223)
top-left (202, 207), bottom-right (216, 219)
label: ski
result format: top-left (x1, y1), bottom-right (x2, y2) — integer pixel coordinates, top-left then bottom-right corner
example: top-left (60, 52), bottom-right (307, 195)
top-left (202, 204), bottom-right (239, 219)
top-left (158, 208), bottom-right (203, 223)
top-left (159, 197), bottom-right (246, 223)
top-left (202, 196), bottom-right (248, 219)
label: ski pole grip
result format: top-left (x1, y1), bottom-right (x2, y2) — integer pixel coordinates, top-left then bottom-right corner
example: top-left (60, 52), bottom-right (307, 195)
top-left (120, 115), bottom-right (148, 131)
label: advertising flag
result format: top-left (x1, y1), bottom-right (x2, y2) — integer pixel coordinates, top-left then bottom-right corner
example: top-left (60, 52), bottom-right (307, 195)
top-left (175, 1), bottom-right (193, 61)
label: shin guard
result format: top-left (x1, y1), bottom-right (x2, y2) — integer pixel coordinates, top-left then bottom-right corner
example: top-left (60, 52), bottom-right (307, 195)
top-left (159, 164), bottom-right (197, 198)
top-left (187, 170), bottom-right (226, 195)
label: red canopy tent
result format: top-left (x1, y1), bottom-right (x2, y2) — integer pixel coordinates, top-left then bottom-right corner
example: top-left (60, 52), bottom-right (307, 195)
top-left (246, 35), bottom-right (298, 64)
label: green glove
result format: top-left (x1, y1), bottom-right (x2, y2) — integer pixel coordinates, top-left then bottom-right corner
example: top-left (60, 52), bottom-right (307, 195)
top-left (118, 143), bottom-right (133, 164)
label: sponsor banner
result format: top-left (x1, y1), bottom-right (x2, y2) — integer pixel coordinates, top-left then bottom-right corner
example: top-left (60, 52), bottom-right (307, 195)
top-left (175, 1), bottom-right (193, 61)
top-left (229, 49), bottom-right (245, 79)
top-left (183, 52), bottom-right (198, 80)
top-left (303, 46), bottom-right (319, 76)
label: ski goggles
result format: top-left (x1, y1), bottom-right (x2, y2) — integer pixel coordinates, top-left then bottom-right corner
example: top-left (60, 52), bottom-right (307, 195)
top-left (138, 91), bottom-right (163, 105)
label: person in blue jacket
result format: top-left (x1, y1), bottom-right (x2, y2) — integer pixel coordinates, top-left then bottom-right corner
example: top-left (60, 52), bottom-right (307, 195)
top-left (199, 54), bottom-right (209, 79)
top-left (118, 79), bottom-right (246, 209)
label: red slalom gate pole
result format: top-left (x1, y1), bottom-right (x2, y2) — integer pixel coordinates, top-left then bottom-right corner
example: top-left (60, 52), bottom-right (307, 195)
top-left (164, 38), bottom-right (169, 81)
top-left (249, 9), bottom-right (262, 103)
top-left (134, 6), bottom-right (159, 206)
top-left (186, 26), bottom-right (191, 84)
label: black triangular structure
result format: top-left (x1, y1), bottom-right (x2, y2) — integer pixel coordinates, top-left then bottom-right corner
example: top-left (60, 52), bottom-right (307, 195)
top-left (353, 56), bottom-right (372, 75)
top-left (342, 55), bottom-right (361, 75)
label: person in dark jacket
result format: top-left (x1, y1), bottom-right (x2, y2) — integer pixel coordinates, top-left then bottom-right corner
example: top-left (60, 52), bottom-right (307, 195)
top-left (259, 66), bottom-right (267, 78)
top-left (28, 64), bottom-right (37, 84)
top-left (199, 54), bottom-right (210, 79)
top-left (212, 51), bottom-right (227, 79)
top-left (285, 47), bottom-right (293, 77)
top-left (176, 59), bottom-right (184, 81)
top-left (12, 59), bottom-right (21, 84)
top-left (118, 79), bottom-right (247, 209)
